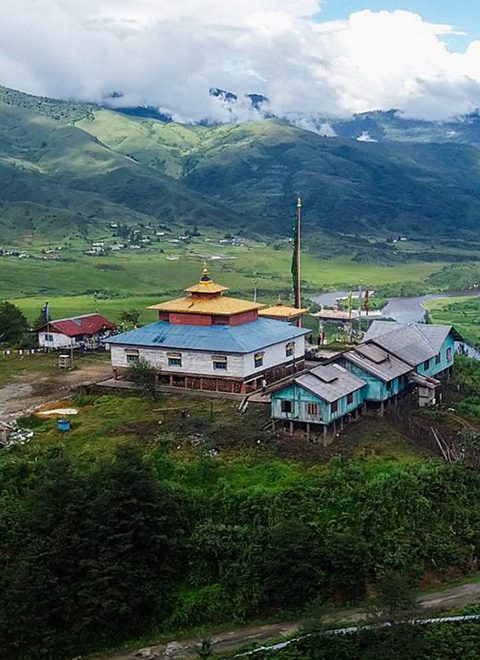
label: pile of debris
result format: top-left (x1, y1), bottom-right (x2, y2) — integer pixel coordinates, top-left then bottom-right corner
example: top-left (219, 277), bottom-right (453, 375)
top-left (0, 420), bottom-right (34, 448)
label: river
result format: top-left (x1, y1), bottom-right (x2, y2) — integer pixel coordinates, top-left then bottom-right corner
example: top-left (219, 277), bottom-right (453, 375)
top-left (311, 289), bottom-right (480, 358)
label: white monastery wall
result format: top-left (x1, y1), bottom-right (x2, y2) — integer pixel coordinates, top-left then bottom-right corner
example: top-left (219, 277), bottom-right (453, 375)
top-left (111, 335), bottom-right (305, 379)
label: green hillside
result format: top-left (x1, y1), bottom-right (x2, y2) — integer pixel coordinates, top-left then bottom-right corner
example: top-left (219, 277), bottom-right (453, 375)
top-left (0, 93), bottom-right (240, 242)
top-left (2, 85), bottom-right (480, 244)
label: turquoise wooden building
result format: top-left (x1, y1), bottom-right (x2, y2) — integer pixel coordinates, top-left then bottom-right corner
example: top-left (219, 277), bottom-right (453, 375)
top-left (271, 363), bottom-right (366, 442)
top-left (340, 343), bottom-right (412, 414)
top-left (271, 322), bottom-right (460, 441)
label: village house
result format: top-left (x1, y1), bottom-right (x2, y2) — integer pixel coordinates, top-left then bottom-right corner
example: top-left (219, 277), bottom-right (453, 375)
top-left (271, 321), bottom-right (460, 442)
top-left (38, 313), bottom-right (115, 349)
top-left (271, 363), bottom-right (366, 442)
top-left (107, 267), bottom-right (309, 394)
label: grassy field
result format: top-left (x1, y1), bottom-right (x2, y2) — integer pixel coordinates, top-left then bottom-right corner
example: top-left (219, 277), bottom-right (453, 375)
top-left (426, 296), bottom-right (480, 346)
top-left (4, 235), bottom-right (449, 323)
top-left (12, 391), bottom-right (433, 469)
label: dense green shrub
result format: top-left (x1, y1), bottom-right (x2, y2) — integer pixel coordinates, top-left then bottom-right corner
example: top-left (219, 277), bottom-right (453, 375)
top-left (2, 444), bottom-right (480, 657)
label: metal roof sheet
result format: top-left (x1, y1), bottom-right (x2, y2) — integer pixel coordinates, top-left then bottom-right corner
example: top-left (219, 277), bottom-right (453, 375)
top-left (147, 295), bottom-right (263, 316)
top-left (259, 304), bottom-right (309, 319)
top-left (355, 343), bottom-right (390, 363)
top-left (343, 345), bottom-right (412, 382)
top-left (364, 321), bottom-right (454, 357)
top-left (295, 364), bottom-right (366, 403)
top-left (39, 314), bottom-right (115, 337)
top-left (106, 318), bottom-right (309, 353)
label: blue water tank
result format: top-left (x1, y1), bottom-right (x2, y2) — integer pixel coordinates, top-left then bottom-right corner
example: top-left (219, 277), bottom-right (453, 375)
top-left (57, 419), bottom-right (71, 432)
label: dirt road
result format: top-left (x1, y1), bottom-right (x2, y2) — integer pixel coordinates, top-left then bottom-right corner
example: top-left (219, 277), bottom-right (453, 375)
top-left (98, 579), bottom-right (480, 660)
top-left (0, 360), bottom-right (111, 420)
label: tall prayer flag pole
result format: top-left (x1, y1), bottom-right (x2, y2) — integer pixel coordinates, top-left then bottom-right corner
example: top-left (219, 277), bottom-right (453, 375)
top-left (291, 196), bottom-right (302, 310)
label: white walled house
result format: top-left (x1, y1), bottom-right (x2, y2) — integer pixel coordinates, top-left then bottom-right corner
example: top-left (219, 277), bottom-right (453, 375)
top-left (38, 314), bottom-right (115, 350)
top-left (107, 268), bottom-right (309, 394)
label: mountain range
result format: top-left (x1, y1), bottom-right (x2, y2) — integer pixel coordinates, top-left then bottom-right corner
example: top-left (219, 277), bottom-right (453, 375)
top-left (1, 84), bottom-right (480, 244)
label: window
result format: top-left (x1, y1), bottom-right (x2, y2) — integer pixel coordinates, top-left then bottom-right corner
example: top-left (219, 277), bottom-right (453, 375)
top-left (286, 342), bottom-right (295, 357)
top-left (167, 352), bottom-right (182, 367)
top-left (254, 352), bottom-right (264, 368)
top-left (281, 400), bottom-right (292, 414)
top-left (44, 334), bottom-right (53, 342)
top-left (347, 392), bottom-right (354, 405)
top-left (306, 402), bottom-right (318, 416)
top-left (446, 347), bottom-right (453, 363)
top-left (423, 359), bottom-right (430, 370)
top-left (213, 356), bottom-right (227, 370)
top-left (435, 353), bottom-right (441, 365)
top-left (126, 354), bottom-right (139, 365)
top-left (331, 401), bottom-right (338, 414)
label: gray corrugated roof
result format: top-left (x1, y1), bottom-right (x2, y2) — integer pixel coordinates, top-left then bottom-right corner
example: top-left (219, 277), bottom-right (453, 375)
top-left (343, 344), bottom-right (412, 382)
top-left (363, 321), bottom-right (454, 366)
top-left (364, 321), bottom-right (452, 354)
top-left (295, 364), bottom-right (366, 403)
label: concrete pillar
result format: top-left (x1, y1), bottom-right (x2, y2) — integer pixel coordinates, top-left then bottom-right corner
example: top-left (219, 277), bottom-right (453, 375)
top-left (355, 408), bottom-right (359, 420)
top-left (379, 400), bottom-right (385, 416)
top-left (362, 401), bottom-right (367, 414)
top-left (340, 416), bottom-right (344, 431)
top-left (271, 419), bottom-right (276, 431)
top-left (323, 425), bottom-right (327, 446)
top-left (240, 382), bottom-right (247, 394)
top-left (169, 374), bottom-right (173, 387)
top-left (289, 421), bottom-right (294, 436)
top-left (112, 368), bottom-right (118, 380)
top-left (307, 423), bottom-right (310, 442)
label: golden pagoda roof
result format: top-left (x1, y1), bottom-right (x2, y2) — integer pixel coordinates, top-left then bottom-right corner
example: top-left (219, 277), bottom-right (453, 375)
top-left (148, 296), bottom-right (264, 316)
top-left (184, 267), bottom-right (229, 294)
top-left (258, 303), bottom-right (309, 319)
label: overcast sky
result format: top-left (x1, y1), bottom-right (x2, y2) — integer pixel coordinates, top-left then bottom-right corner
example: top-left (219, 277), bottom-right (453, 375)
top-left (1, 0), bottom-right (480, 122)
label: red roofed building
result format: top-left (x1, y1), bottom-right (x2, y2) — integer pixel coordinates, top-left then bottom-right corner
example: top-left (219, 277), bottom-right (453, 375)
top-left (38, 313), bottom-right (115, 349)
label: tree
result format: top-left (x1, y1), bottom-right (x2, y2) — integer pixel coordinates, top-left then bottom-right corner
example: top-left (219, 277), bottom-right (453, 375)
top-left (260, 520), bottom-right (325, 608)
top-left (0, 447), bottom-right (187, 659)
top-left (120, 309), bottom-right (140, 327)
top-left (0, 301), bottom-right (29, 345)
top-left (127, 359), bottom-right (158, 399)
top-left (372, 570), bottom-right (418, 623)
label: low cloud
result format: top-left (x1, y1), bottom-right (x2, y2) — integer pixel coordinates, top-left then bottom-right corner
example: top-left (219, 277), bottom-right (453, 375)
top-left (0, 2), bottom-right (479, 122)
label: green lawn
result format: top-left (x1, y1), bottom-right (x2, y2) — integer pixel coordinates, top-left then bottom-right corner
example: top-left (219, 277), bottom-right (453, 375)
top-left (426, 296), bottom-right (480, 346)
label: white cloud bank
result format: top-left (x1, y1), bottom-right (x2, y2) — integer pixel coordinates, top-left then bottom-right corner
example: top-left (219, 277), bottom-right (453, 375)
top-left (1, 1), bottom-right (480, 122)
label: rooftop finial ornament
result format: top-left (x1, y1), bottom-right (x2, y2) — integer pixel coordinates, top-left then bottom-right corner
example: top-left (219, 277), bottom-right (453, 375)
top-left (200, 264), bottom-right (211, 282)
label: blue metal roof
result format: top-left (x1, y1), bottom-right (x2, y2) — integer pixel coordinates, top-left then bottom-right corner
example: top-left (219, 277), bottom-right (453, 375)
top-left (106, 318), bottom-right (309, 354)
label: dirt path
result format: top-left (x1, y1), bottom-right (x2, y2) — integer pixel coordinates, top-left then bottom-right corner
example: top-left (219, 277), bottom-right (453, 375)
top-left (97, 579), bottom-right (480, 660)
top-left (0, 361), bottom-right (111, 420)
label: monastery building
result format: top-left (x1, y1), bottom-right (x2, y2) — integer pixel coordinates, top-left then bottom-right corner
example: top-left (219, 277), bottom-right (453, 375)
top-left (107, 268), bottom-right (309, 394)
